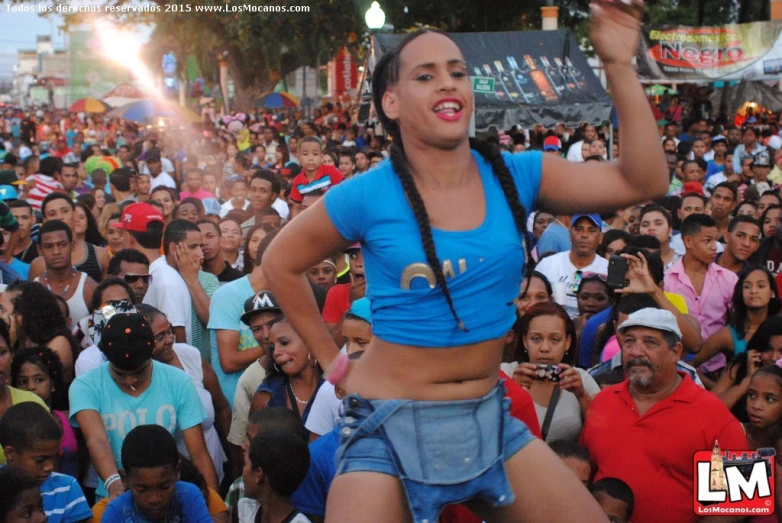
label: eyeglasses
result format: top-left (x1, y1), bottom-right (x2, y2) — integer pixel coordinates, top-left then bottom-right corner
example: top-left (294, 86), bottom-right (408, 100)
top-left (572, 271), bottom-right (607, 294)
top-left (153, 324), bottom-right (174, 344)
top-left (123, 273), bottom-right (151, 285)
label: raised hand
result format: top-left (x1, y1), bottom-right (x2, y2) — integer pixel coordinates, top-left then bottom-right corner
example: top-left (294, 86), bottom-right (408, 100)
top-left (590, 0), bottom-right (644, 66)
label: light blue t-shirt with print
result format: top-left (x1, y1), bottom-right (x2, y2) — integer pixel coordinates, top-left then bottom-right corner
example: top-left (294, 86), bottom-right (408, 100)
top-left (207, 275), bottom-right (259, 409)
top-left (68, 361), bottom-right (206, 499)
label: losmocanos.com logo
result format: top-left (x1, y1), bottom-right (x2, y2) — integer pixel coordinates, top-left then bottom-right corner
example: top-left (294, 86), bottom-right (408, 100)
top-left (693, 441), bottom-right (775, 517)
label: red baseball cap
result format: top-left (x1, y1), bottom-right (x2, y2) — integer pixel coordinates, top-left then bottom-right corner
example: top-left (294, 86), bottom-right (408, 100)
top-left (543, 136), bottom-right (562, 151)
top-left (682, 181), bottom-right (704, 196)
top-left (112, 202), bottom-right (164, 232)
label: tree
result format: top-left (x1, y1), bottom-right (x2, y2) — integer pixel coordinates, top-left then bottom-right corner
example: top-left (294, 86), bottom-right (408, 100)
top-left (27, 0), bottom-right (364, 109)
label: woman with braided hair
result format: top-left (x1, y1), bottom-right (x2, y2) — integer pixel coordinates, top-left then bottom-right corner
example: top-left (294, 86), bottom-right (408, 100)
top-left (263, 2), bottom-right (666, 521)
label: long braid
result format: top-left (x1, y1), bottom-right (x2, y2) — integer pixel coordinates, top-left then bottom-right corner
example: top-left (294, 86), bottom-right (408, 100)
top-left (469, 138), bottom-right (533, 282)
top-left (388, 129), bottom-right (465, 330)
top-left (373, 29), bottom-right (540, 331)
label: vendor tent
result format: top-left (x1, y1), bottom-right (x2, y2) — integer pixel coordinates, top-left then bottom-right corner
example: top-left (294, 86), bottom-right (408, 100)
top-left (101, 82), bottom-right (148, 109)
top-left (709, 81), bottom-right (782, 118)
top-left (355, 30), bottom-right (612, 131)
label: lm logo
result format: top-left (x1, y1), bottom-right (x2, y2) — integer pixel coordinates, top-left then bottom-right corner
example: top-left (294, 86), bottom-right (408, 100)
top-left (693, 441), bottom-right (775, 517)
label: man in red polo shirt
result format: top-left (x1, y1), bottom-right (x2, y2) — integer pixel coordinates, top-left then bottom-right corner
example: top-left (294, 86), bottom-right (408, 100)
top-left (580, 308), bottom-right (746, 523)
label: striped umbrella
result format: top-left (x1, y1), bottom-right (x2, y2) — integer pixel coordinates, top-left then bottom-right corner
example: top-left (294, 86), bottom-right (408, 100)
top-left (254, 92), bottom-right (300, 108)
top-left (107, 99), bottom-right (200, 123)
top-left (69, 98), bottom-right (112, 113)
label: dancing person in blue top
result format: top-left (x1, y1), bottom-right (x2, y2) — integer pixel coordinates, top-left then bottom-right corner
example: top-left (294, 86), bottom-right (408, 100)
top-left (262, 3), bottom-right (668, 522)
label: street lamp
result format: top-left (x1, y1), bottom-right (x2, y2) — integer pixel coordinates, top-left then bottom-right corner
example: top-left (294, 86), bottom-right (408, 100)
top-left (365, 1), bottom-right (385, 30)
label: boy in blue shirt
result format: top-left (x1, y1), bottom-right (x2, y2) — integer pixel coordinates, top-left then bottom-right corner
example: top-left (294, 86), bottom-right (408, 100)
top-left (0, 402), bottom-right (92, 523)
top-left (102, 424), bottom-right (211, 522)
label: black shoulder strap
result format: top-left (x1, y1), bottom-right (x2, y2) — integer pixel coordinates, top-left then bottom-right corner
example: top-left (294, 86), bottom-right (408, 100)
top-left (541, 386), bottom-right (562, 441)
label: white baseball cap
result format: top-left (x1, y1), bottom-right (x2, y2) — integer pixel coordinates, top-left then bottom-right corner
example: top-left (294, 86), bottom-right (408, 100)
top-left (618, 308), bottom-right (682, 340)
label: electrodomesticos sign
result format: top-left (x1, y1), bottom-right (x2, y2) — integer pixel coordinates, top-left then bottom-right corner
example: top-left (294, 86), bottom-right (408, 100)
top-left (637, 20), bottom-right (782, 81)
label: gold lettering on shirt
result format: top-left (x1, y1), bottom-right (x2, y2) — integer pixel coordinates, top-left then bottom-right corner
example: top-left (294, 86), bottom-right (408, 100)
top-left (400, 263), bottom-right (436, 290)
top-left (401, 259), bottom-right (468, 290)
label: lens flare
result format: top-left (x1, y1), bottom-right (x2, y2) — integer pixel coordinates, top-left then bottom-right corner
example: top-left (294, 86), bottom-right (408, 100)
top-left (92, 20), bottom-right (163, 101)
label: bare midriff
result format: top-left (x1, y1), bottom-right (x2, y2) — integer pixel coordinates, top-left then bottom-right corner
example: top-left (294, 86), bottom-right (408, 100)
top-left (344, 335), bottom-right (505, 401)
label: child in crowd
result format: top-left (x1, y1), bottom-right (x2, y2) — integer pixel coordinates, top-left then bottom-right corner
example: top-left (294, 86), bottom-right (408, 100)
top-left (590, 477), bottom-right (635, 523)
top-left (11, 346), bottom-right (78, 478)
top-left (243, 430), bottom-right (311, 523)
top-left (548, 439), bottom-right (593, 487)
top-left (745, 363), bottom-right (782, 450)
top-left (305, 299), bottom-right (372, 438)
top-left (288, 137), bottom-right (344, 219)
top-left (226, 408), bottom-right (304, 523)
top-left (221, 176), bottom-right (250, 217)
top-left (337, 151), bottom-right (356, 179)
top-left (92, 455), bottom-right (229, 522)
top-left (341, 298), bottom-right (373, 355)
top-left (101, 424), bottom-right (212, 522)
top-left (0, 467), bottom-right (47, 523)
top-left (0, 403), bottom-right (92, 523)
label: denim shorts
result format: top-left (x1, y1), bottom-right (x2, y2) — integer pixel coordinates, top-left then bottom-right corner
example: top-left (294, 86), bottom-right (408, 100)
top-left (334, 383), bottom-right (536, 523)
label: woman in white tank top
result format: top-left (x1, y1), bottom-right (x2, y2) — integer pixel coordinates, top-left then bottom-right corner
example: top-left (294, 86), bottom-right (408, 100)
top-left (138, 304), bottom-right (232, 482)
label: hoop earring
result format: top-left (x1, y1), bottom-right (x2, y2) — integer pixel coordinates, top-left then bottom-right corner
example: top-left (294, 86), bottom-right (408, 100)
top-left (274, 363), bottom-right (282, 373)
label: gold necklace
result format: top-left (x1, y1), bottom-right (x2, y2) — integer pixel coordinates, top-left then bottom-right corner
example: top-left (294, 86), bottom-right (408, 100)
top-left (288, 382), bottom-right (309, 404)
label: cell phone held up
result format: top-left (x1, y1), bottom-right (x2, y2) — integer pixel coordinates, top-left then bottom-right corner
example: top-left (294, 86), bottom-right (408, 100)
top-left (607, 255), bottom-right (628, 289)
top-left (533, 364), bottom-right (563, 382)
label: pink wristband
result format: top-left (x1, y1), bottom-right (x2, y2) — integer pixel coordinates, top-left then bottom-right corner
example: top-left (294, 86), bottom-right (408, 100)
top-left (327, 352), bottom-right (350, 385)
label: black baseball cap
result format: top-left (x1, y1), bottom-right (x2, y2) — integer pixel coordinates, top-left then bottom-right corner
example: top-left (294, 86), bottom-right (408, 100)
top-left (241, 291), bottom-right (282, 325)
top-left (98, 313), bottom-right (155, 371)
top-left (0, 170), bottom-right (18, 186)
top-left (146, 148), bottom-right (162, 162)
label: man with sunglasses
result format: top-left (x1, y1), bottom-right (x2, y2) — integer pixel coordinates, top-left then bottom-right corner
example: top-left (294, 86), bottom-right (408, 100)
top-left (535, 214), bottom-right (608, 318)
top-left (107, 249), bottom-right (151, 304)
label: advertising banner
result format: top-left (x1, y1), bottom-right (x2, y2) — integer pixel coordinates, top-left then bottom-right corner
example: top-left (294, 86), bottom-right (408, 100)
top-left (356, 30), bottom-right (612, 130)
top-left (334, 47), bottom-right (358, 96)
top-left (637, 20), bottom-right (782, 82)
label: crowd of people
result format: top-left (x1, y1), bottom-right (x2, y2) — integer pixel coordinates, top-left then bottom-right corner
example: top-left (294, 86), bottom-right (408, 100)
top-left (0, 5), bottom-right (782, 522)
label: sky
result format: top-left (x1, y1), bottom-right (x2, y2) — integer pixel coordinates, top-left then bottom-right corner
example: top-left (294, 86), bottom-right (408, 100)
top-left (0, 7), bottom-right (152, 80)
top-left (0, 10), bottom-right (65, 79)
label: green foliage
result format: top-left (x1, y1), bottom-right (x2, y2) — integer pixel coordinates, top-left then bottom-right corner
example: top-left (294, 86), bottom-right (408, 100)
top-left (16, 0), bottom-right (773, 101)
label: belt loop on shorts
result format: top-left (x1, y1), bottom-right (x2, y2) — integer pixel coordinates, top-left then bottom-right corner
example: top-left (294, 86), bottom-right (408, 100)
top-left (340, 397), bottom-right (408, 448)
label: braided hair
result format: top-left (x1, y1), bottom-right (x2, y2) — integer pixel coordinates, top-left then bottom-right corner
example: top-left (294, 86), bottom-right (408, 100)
top-left (372, 30), bottom-right (532, 330)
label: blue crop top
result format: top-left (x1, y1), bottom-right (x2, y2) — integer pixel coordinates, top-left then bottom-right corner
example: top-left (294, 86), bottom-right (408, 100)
top-left (324, 149), bottom-right (543, 347)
